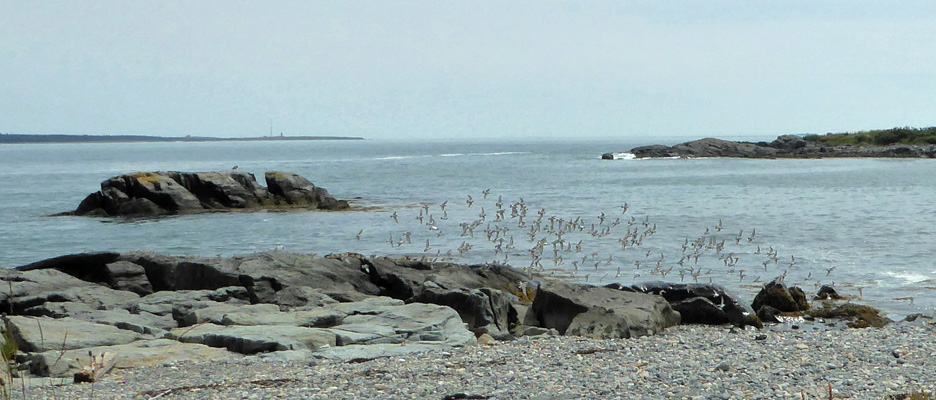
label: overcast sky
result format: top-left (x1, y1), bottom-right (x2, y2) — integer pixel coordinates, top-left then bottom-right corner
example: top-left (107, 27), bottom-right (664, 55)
top-left (2, 1), bottom-right (935, 140)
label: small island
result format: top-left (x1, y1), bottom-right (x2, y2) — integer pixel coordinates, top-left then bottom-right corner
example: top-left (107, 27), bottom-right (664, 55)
top-left (605, 127), bottom-right (936, 159)
top-left (60, 170), bottom-right (350, 217)
top-left (0, 133), bottom-right (364, 144)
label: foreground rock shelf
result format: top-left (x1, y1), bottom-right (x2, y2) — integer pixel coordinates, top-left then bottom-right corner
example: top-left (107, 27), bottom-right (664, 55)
top-left (603, 135), bottom-right (936, 159)
top-left (60, 170), bottom-right (349, 217)
top-left (1, 251), bottom-right (887, 379)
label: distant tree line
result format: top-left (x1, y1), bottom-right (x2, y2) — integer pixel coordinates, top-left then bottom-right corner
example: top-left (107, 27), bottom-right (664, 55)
top-left (803, 126), bottom-right (936, 146)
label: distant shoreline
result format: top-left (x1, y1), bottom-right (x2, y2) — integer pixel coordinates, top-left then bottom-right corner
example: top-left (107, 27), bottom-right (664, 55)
top-left (0, 133), bottom-right (364, 144)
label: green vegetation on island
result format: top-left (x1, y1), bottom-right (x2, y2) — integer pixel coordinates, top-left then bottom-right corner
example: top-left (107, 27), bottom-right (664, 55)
top-left (804, 126), bottom-right (936, 146)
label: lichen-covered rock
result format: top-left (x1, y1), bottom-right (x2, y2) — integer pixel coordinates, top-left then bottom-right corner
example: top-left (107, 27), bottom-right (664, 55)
top-left (67, 170), bottom-right (349, 217)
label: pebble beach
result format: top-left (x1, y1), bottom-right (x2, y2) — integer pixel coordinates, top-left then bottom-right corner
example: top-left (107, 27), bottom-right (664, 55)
top-left (25, 320), bottom-right (935, 400)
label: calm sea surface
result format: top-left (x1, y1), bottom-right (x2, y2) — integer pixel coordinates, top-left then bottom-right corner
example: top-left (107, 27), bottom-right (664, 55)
top-left (1, 138), bottom-right (934, 318)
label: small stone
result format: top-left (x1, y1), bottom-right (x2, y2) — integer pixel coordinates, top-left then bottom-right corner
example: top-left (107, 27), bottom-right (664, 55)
top-left (714, 362), bottom-right (731, 372)
top-left (477, 333), bottom-right (496, 346)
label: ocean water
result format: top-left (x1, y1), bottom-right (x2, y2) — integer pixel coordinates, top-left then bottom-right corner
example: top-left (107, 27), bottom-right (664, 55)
top-left (1, 138), bottom-right (934, 319)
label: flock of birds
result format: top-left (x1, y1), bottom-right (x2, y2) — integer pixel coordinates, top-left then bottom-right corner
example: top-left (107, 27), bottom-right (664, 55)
top-left (350, 188), bottom-right (879, 301)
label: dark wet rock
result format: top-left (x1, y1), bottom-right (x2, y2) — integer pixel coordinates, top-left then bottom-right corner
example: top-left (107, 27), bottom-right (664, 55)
top-left (613, 282), bottom-right (759, 328)
top-left (360, 256), bottom-right (529, 305)
top-left (620, 135), bottom-right (936, 159)
top-left (532, 281), bottom-right (679, 339)
top-left (66, 170), bottom-right (349, 217)
top-left (264, 171), bottom-right (349, 210)
top-left (670, 297), bottom-right (730, 325)
top-left (757, 304), bottom-right (782, 323)
top-left (601, 152), bottom-right (615, 160)
top-left (814, 284), bottom-right (843, 300)
top-left (751, 278), bottom-right (810, 313)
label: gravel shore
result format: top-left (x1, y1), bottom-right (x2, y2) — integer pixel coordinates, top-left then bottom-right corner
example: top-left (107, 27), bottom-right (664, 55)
top-left (23, 320), bottom-right (936, 400)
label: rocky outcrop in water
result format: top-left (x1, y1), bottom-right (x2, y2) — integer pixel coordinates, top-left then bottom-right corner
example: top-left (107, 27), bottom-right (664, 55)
top-left (65, 170), bottom-right (349, 217)
top-left (611, 136), bottom-right (936, 159)
top-left (2, 251), bottom-right (686, 379)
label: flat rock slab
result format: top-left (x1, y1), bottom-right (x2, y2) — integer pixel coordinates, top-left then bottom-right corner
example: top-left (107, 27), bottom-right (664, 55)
top-left (177, 302), bottom-right (346, 328)
top-left (5, 316), bottom-right (144, 352)
top-left (126, 287), bottom-right (251, 316)
top-left (71, 308), bottom-right (175, 335)
top-left (1, 267), bottom-right (139, 315)
top-left (339, 302), bottom-right (477, 345)
top-left (166, 323), bottom-right (337, 354)
top-left (28, 339), bottom-right (242, 378)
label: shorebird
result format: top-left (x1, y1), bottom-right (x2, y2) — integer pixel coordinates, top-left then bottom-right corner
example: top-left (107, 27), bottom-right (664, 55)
top-left (424, 239), bottom-right (431, 252)
top-left (356, 229), bottom-right (363, 241)
top-left (482, 189), bottom-right (491, 199)
top-left (466, 195), bottom-right (474, 207)
top-left (390, 211), bottom-right (399, 223)
top-left (826, 266), bottom-right (836, 276)
top-left (895, 297), bottom-right (915, 305)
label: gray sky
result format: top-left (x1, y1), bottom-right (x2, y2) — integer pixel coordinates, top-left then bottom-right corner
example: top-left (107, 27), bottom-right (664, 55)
top-left (2, 1), bottom-right (935, 140)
